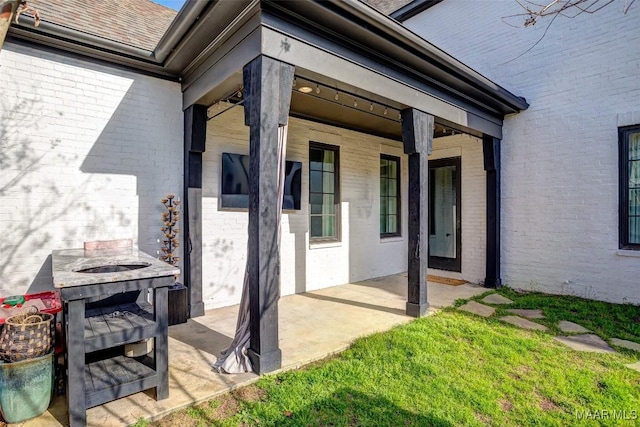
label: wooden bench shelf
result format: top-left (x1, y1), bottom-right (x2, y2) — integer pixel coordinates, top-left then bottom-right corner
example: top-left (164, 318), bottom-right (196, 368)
top-left (84, 355), bottom-right (158, 408)
top-left (84, 302), bottom-right (159, 353)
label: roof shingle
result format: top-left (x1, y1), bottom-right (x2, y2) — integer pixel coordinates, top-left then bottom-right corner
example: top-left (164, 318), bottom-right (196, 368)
top-left (26, 0), bottom-right (178, 51)
top-left (360, 0), bottom-right (413, 15)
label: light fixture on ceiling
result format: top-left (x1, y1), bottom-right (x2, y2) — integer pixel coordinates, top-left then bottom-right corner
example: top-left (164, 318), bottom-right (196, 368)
top-left (237, 89), bottom-right (242, 98)
top-left (298, 86), bottom-right (313, 93)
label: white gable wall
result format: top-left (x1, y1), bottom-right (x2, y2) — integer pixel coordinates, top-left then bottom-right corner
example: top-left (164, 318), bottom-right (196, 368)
top-left (0, 42), bottom-right (183, 295)
top-left (405, 0), bottom-right (640, 303)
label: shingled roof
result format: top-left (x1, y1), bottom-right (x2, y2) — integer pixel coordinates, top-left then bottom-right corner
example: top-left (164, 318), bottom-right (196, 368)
top-left (360, 0), bottom-right (413, 15)
top-left (26, 0), bottom-right (178, 51)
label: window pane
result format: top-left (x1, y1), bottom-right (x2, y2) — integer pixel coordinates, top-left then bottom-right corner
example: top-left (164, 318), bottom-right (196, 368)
top-left (388, 198), bottom-right (397, 216)
top-left (323, 150), bottom-right (335, 171)
top-left (387, 215), bottom-right (397, 233)
top-left (380, 197), bottom-right (388, 216)
top-left (388, 160), bottom-right (397, 177)
top-left (380, 178), bottom-right (388, 196)
top-left (630, 133), bottom-right (640, 160)
top-left (380, 159), bottom-right (389, 178)
top-left (310, 216), bottom-right (323, 237)
top-left (630, 189), bottom-right (640, 216)
top-left (323, 215), bottom-right (335, 236)
top-left (630, 161), bottom-right (640, 188)
top-left (380, 215), bottom-right (386, 233)
top-left (323, 195), bottom-right (335, 214)
top-left (388, 178), bottom-right (397, 197)
top-left (310, 171), bottom-right (323, 193)
top-left (630, 217), bottom-right (640, 244)
top-left (310, 148), bottom-right (323, 171)
top-left (323, 172), bottom-right (334, 193)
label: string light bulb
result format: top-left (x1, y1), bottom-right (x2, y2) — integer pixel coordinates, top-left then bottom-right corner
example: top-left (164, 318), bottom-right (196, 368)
top-left (316, 84), bottom-right (320, 94)
top-left (383, 107), bottom-right (388, 115)
top-left (370, 103), bottom-right (374, 111)
top-left (293, 77), bottom-right (297, 87)
top-left (335, 92), bottom-right (339, 101)
top-left (354, 99), bottom-right (358, 107)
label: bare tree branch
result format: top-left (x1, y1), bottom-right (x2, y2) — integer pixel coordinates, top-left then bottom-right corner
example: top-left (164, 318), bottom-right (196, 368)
top-left (503, 0), bottom-right (628, 27)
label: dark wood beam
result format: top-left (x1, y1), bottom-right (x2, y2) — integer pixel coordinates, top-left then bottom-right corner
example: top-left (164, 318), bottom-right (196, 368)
top-left (401, 108), bottom-right (433, 317)
top-left (483, 135), bottom-right (502, 288)
top-left (183, 104), bottom-right (208, 318)
top-left (243, 55), bottom-right (294, 374)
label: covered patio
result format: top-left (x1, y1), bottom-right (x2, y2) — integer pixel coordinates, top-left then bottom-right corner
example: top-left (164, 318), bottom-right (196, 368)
top-left (30, 275), bottom-right (485, 427)
top-left (181, 0), bottom-right (527, 378)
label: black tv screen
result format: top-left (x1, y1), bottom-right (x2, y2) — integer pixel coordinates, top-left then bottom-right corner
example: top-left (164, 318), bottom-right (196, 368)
top-left (221, 152), bottom-right (302, 210)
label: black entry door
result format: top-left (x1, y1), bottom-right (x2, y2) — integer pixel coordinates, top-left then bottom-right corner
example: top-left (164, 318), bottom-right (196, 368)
top-left (428, 157), bottom-right (462, 272)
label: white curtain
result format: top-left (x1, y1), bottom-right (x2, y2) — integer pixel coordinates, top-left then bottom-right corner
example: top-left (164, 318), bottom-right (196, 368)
top-left (213, 125), bottom-right (288, 374)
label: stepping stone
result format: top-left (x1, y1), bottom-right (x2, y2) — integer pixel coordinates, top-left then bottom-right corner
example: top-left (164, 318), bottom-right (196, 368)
top-left (500, 316), bottom-right (548, 331)
top-left (554, 334), bottom-right (616, 354)
top-left (458, 301), bottom-right (495, 318)
top-left (610, 338), bottom-right (640, 352)
top-left (481, 294), bottom-right (514, 305)
top-left (505, 309), bottom-right (545, 319)
top-left (625, 362), bottom-right (640, 372)
top-left (558, 320), bottom-right (591, 334)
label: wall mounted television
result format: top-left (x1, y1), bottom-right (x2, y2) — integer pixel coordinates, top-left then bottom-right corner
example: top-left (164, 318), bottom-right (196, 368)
top-left (221, 152), bottom-right (302, 210)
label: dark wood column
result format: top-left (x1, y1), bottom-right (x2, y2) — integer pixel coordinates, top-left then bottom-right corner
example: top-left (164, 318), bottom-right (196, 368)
top-left (483, 135), bottom-right (502, 288)
top-left (243, 55), bottom-right (294, 374)
top-left (401, 108), bottom-right (433, 317)
top-left (183, 104), bottom-right (207, 317)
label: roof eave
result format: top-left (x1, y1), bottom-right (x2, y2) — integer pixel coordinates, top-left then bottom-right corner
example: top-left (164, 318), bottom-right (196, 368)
top-left (335, 0), bottom-right (529, 114)
top-left (390, 0), bottom-right (443, 22)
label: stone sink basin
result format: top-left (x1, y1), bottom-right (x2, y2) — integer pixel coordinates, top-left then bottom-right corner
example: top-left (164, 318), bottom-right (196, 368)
top-left (74, 264), bottom-right (150, 274)
top-left (52, 249), bottom-right (179, 289)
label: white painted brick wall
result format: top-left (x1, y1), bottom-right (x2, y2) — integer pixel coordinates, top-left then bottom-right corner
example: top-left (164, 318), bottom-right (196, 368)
top-left (202, 107), bottom-right (486, 309)
top-left (406, 0), bottom-right (640, 303)
top-left (0, 42), bottom-right (183, 295)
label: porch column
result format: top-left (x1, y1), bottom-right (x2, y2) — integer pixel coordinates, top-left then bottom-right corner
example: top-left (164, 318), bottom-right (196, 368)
top-left (183, 104), bottom-right (208, 317)
top-left (401, 108), bottom-right (434, 317)
top-left (243, 55), bottom-right (294, 374)
top-left (483, 135), bottom-right (502, 288)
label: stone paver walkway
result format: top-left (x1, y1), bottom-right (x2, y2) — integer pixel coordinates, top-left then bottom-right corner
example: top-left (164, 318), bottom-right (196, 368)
top-left (554, 334), bottom-right (616, 354)
top-left (500, 316), bottom-right (548, 331)
top-left (558, 320), bottom-right (591, 333)
top-left (458, 301), bottom-right (495, 317)
top-left (610, 338), bottom-right (640, 352)
top-left (456, 295), bottom-right (640, 373)
top-left (505, 309), bottom-right (545, 319)
top-left (481, 294), bottom-right (513, 305)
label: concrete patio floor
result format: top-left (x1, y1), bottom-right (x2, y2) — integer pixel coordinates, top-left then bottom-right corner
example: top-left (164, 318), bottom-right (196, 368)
top-left (23, 274), bottom-right (485, 427)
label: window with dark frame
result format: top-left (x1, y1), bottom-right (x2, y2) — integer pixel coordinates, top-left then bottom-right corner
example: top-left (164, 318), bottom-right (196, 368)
top-left (380, 155), bottom-right (401, 237)
top-left (309, 143), bottom-right (339, 240)
top-left (620, 125), bottom-right (640, 250)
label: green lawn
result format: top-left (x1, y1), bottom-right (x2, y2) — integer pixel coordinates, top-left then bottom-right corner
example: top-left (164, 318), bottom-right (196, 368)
top-left (142, 290), bottom-right (640, 427)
